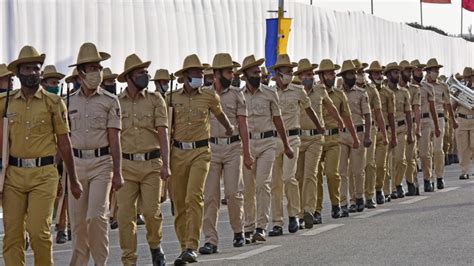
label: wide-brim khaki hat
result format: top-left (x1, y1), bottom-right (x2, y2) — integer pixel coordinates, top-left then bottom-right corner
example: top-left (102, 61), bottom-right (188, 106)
top-left (337, 60), bottom-right (357, 76)
top-left (270, 54), bottom-right (297, 71)
top-left (237, 55), bottom-right (265, 75)
top-left (42, 65), bottom-right (65, 80)
top-left (352, 59), bottom-right (368, 71)
top-left (294, 58), bottom-right (318, 76)
top-left (410, 59), bottom-right (426, 69)
top-left (383, 62), bottom-right (403, 75)
top-left (117, 54), bottom-right (151, 82)
top-left (0, 64), bottom-right (14, 78)
top-left (66, 68), bottom-right (79, 83)
top-left (210, 53), bottom-right (240, 70)
top-left (399, 60), bottom-right (414, 70)
top-left (423, 58), bottom-right (443, 71)
top-left (175, 54), bottom-right (205, 77)
top-left (150, 69), bottom-right (175, 81)
top-left (462, 67), bottom-right (473, 78)
top-left (8, 45), bottom-right (46, 73)
top-left (365, 60), bottom-right (385, 73)
top-left (315, 59), bottom-right (341, 74)
top-left (69, 42), bottom-right (110, 67)
top-left (103, 67), bottom-right (118, 81)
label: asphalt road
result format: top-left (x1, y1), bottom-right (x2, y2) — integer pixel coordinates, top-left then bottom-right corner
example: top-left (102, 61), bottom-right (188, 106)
top-left (1, 163), bottom-right (473, 265)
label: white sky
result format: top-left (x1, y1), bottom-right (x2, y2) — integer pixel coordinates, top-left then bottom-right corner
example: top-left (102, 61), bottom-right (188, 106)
top-left (292, 0), bottom-right (474, 35)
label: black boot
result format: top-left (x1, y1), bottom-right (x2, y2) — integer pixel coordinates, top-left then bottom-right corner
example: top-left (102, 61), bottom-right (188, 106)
top-left (405, 182), bottom-right (416, 196)
top-left (332, 205), bottom-right (341, 219)
top-left (437, 178), bottom-right (445, 190)
top-left (288, 217), bottom-right (299, 233)
top-left (348, 204), bottom-right (357, 213)
top-left (313, 212), bottom-right (322, 224)
top-left (174, 249), bottom-right (198, 265)
top-left (459, 174), bottom-right (469, 180)
top-left (396, 185), bottom-right (405, 199)
top-left (233, 232), bottom-right (245, 248)
top-left (376, 191), bottom-right (385, 205)
top-left (56, 230), bottom-right (67, 244)
top-left (415, 186), bottom-right (420, 196)
top-left (299, 218), bottom-right (305, 230)
top-left (268, 226), bottom-right (283, 237)
top-left (67, 229), bottom-right (72, 241)
top-left (136, 214), bottom-right (145, 225)
top-left (303, 211), bottom-right (314, 229)
top-left (244, 231), bottom-right (254, 244)
top-left (151, 247), bottom-right (166, 266)
top-left (340, 205), bottom-right (349, 218)
top-left (385, 194), bottom-right (391, 202)
top-left (253, 228), bottom-right (266, 242)
top-left (198, 243), bottom-right (218, 255)
top-left (452, 154), bottom-right (459, 163)
top-left (365, 198), bottom-right (376, 209)
top-left (424, 179), bottom-right (433, 192)
top-left (390, 191), bottom-right (398, 200)
top-left (355, 198), bottom-right (365, 212)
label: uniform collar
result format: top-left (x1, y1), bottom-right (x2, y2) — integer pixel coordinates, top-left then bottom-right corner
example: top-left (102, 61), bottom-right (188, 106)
top-left (78, 86), bottom-right (104, 97)
top-left (14, 87), bottom-right (44, 100)
top-left (243, 85), bottom-right (262, 94)
top-left (210, 84), bottom-right (230, 95)
top-left (119, 87), bottom-right (147, 99)
top-left (179, 86), bottom-right (203, 95)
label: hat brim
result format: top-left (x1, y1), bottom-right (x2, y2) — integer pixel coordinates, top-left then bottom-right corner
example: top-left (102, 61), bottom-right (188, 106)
top-left (315, 64), bottom-right (341, 74)
top-left (364, 68), bottom-right (384, 73)
top-left (175, 65), bottom-right (206, 78)
top-left (236, 58), bottom-right (265, 75)
top-left (337, 67), bottom-right (357, 77)
top-left (270, 62), bottom-right (298, 71)
top-left (117, 61), bottom-right (151, 83)
top-left (423, 64), bottom-right (444, 71)
top-left (68, 52), bottom-right (111, 67)
top-left (151, 75), bottom-right (176, 82)
top-left (65, 75), bottom-right (79, 83)
top-left (383, 66), bottom-right (403, 75)
top-left (103, 74), bottom-right (119, 81)
top-left (0, 70), bottom-right (14, 78)
top-left (8, 54), bottom-right (46, 73)
top-left (211, 61), bottom-right (240, 70)
top-left (42, 73), bottom-right (66, 80)
top-left (294, 64), bottom-right (319, 76)
top-left (355, 63), bottom-right (368, 71)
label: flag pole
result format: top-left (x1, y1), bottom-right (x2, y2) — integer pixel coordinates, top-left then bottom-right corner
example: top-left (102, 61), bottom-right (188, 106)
top-left (278, 0), bottom-right (284, 55)
top-left (461, 1), bottom-right (464, 37)
top-left (371, 0), bottom-right (374, 15)
top-left (420, 0), bottom-right (423, 26)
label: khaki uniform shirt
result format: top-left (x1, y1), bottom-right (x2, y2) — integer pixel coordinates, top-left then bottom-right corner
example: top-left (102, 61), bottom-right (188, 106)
top-left (324, 85), bottom-right (351, 129)
top-left (119, 89), bottom-right (168, 154)
top-left (166, 87), bottom-right (223, 142)
top-left (300, 85), bottom-right (333, 130)
top-left (391, 86), bottom-right (412, 121)
top-left (242, 85), bottom-right (281, 134)
top-left (273, 83), bottom-right (311, 130)
top-left (0, 88), bottom-right (69, 158)
top-left (375, 83), bottom-right (396, 122)
top-left (419, 82), bottom-right (435, 114)
top-left (345, 86), bottom-right (371, 125)
top-left (432, 81), bottom-right (450, 113)
top-left (207, 85), bottom-right (247, 138)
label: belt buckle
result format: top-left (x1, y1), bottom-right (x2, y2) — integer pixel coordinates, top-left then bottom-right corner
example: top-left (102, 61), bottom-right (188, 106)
top-left (82, 150), bottom-right (95, 159)
top-left (217, 138), bottom-right (229, 145)
top-left (133, 153), bottom-right (146, 161)
top-left (181, 142), bottom-right (194, 150)
top-left (251, 133), bottom-right (261, 140)
top-left (22, 159), bottom-right (37, 168)
top-left (300, 130), bottom-right (309, 137)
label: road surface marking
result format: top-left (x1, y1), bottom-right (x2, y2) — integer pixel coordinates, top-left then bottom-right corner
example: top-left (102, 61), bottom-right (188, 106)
top-left (301, 224), bottom-right (344, 236)
top-left (354, 209), bottom-right (391, 219)
top-left (399, 196), bottom-right (430, 205)
top-left (437, 187), bottom-right (459, 193)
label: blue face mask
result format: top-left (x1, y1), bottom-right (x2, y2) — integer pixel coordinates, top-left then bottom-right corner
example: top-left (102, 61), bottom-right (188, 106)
top-left (73, 82), bottom-right (81, 90)
top-left (46, 86), bottom-right (60, 95)
top-left (189, 77), bottom-right (203, 89)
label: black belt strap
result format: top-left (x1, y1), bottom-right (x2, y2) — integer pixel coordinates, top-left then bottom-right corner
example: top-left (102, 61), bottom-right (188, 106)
top-left (250, 130), bottom-right (276, 139)
top-left (210, 135), bottom-right (241, 144)
top-left (327, 128), bottom-right (339, 136)
top-left (173, 139), bottom-right (209, 149)
top-left (437, 113), bottom-right (444, 118)
top-left (277, 128), bottom-right (301, 137)
top-left (122, 150), bottom-right (161, 161)
top-left (397, 120), bottom-right (406, 127)
top-left (9, 156), bottom-right (54, 168)
top-left (421, 113), bottom-right (430, 119)
top-left (73, 146), bottom-right (110, 158)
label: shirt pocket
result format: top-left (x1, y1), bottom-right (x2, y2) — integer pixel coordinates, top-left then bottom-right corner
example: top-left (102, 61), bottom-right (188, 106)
top-left (224, 103), bottom-right (237, 117)
top-left (89, 112), bottom-right (107, 129)
top-left (252, 103), bottom-right (269, 117)
top-left (121, 112), bottom-right (131, 130)
top-left (189, 107), bottom-right (208, 122)
top-left (69, 112), bottom-right (80, 131)
top-left (138, 112), bottom-right (154, 128)
top-left (30, 113), bottom-right (51, 136)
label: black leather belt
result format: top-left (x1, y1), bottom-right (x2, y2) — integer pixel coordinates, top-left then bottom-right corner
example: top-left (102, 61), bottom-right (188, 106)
top-left (437, 113), bottom-right (444, 118)
top-left (173, 139), bottom-right (209, 149)
top-left (397, 120), bottom-right (406, 127)
top-left (210, 135), bottom-right (241, 145)
top-left (276, 128), bottom-right (301, 137)
top-left (344, 125), bottom-right (364, 133)
top-left (421, 113), bottom-right (430, 119)
top-left (249, 130), bottom-right (276, 140)
top-left (458, 113), bottom-right (474, 119)
top-left (73, 146), bottom-right (110, 159)
top-left (122, 150), bottom-right (161, 161)
top-left (326, 128), bottom-right (339, 136)
top-left (300, 129), bottom-right (321, 137)
top-left (9, 156), bottom-right (54, 168)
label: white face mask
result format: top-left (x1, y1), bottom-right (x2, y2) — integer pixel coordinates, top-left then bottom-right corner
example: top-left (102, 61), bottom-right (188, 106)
top-left (280, 72), bottom-right (292, 85)
top-left (373, 78), bottom-right (382, 85)
top-left (160, 84), bottom-right (169, 92)
top-left (429, 72), bottom-right (439, 81)
top-left (356, 74), bottom-right (365, 84)
top-left (189, 77), bottom-right (203, 89)
top-left (82, 70), bottom-right (103, 90)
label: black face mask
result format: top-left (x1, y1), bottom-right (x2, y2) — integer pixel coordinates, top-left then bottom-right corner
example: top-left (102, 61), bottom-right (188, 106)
top-left (18, 73), bottom-right (41, 88)
top-left (247, 76), bottom-right (261, 87)
top-left (388, 73), bottom-right (399, 84)
top-left (413, 75), bottom-right (423, 83)
top-left (133, 74), bottom-right (149, 90)
top-left (401, 74), bottom-right (411, 83)
top-left (204, 79), bottom-right (214, 86)
top-left (219, 75), bottom-right (232, 89)
top-left (322, 76), bottom-right (335, 88)
top-left (104, 84), bottom-right (117, 94)
top-left (231, 77), bottom-right (241, 87)
top-left (343, 77), bottom-right (356, 88)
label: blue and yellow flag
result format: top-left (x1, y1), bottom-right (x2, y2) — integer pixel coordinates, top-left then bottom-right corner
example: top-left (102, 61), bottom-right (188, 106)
top-left (265, 17), bottom-right (292, 76)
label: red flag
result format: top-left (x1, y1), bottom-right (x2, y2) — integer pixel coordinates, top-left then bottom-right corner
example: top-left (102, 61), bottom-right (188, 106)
top-left (462, 0), bottom-right (474, 11)
top-left (422, 0), bottom-right (451, 3)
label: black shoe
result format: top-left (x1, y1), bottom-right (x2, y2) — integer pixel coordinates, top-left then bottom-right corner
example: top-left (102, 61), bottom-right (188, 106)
top-left (110, 220), bottom-right (118, 230)
top-left (221, 198), bottom-right (227, 205)
top-left (174, 249), bottom-right (198, 265)
top-left (332, 205), bottom-right (341, 219)
top-left (313, 212), bottom-right (322, 224)
top-left (253, 228), bottom-right (266, 241)
top-left (390, 191), bottom-right (398, 200)
top-left (385, 194), bottom-right (391, 202)
top-left (459, 174), bottom-right (469, 180)
top-left (56, 230), bottom-right (67, 244)
top-left (244, 231), bottom-right (254, 244)
top-left (137, 215), bottom-right (145, 225)
top-left (452, 154), bottom-right (459, 164)
top-left (437, 178), bottom-right (445, 190)
top-left (198, 243), bottom-right (218, 255)
top-left (431, 182), bottom-right (435, 191)
top-left (67, 229), bottom-right (72, 241)
top-left (405, 182), bottom-right (416, 196)
top-left (233, 232), bottom-right (245, 248)
top-left (415, 187), bottom-right (420, 196)
top-left (444, 155), bottom-right (450, 166)
top-left (396, 185), bottom-right (405, 198)
top-left (376, 191), bottom-right (385, 205)
top-left (298, 218), bottom-right (304, 230)
top-left (303, 211), bottom-right (314, 229)
top-left (340, 205), bottom-right (349, 217)
top-left (355, 198), bottom-right (365, 212)
top-left (288, 217), bottom-right (299, 233)
top-left (424, 179), bottom-right (433, 192)
top-left (365, 199), bottom-right (376, 209)
top-left (151, 247), bottom-right (166, 266)
top-left (348, 204), bottom-right (357, 213)
top-left (269, 226), bottom-right (283, 237)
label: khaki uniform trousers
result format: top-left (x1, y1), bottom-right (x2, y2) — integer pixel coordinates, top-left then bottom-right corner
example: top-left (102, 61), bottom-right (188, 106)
top-left (444, 117), bottom-right (454, 154)
top-left (170, 146), bottom-right (211, 251)
top-left (419, 118), bottom-right (445, 181)
top-left (203, 141), bottom-right (244, 245)
top-left (375, 130), bottom-right (389, 193)
top-left (243, 137), bottom-right (277, 232)
top-left (456, 118), bottom-right (474, 175)
top-left (315, 134), bottom-right (341, 213)
top-left (340, 131), bottom-right (367, 206)
top-left (2, 165), bottom-right (59, 266)
top-left (69, 156), bottom-right (113, 266)
top-left (295, 135), bottom-right (324, 216)
top-left (117, 157), bottom-right (163, 265)
top-left (271, 135), bottom-right (301, 226)
top-left (364, 127), bottom-right (377, 200)
top-left (405, 125), bottom-right (418, 184)
top-left (391, 126), bottom-right (408, 191)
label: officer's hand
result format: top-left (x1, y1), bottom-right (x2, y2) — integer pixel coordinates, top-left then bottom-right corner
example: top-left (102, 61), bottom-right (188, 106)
top-left (453, 120), bottom-right (459, 129)
top-left (352, 137), bottom-right (360, 149)
top-left (112, 173), bottom-right (124, 191)
top-left (338, 122), bottom-right (344, 133)
top-left (318, 126), bottom-right (326, 134)
top-left (416, 127), bottom-right (422, 139)
top-left (363, 136), bottom-right (372, 148)
top-left (161, 165), bottom-right (171, 181)
top-left (382, 135), bottom-right (389, 146)
top-left (390, 137), bottom-right (398, 148)
top-left (244, 153), bottom-right (254, 170)
top-left (435, 127), bottom-right (441, 138)
top-left (284, 146), bottom-right (294, 159)
top-left (407, 133), bottom-right (414, 145)
top-left (70, 179), bottom-right (83, 200)
top-left (225, 125), bottom-right (235, 136)
top-left (57, 181), bottom-right (63, 198)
